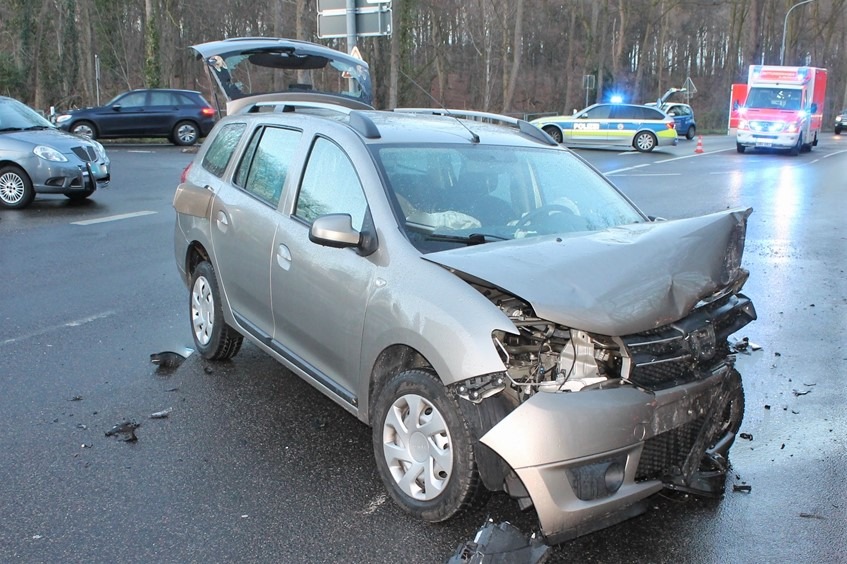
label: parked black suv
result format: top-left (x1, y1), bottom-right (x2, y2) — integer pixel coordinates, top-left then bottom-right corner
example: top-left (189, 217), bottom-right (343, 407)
top-left (56, 89), bottom-right (216, 145)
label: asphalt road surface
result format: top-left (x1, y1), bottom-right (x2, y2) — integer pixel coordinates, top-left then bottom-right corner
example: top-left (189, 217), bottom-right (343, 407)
top-left (1, 134), bottom-right (844, 563)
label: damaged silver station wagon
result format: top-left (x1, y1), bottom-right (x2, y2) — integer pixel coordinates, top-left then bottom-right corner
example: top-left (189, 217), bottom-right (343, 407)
top-left (173, 38), bottom-right (756, 544)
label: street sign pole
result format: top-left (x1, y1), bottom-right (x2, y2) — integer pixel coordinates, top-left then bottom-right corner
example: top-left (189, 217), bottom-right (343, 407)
top-left (346, 0), bottom-right (357, 52)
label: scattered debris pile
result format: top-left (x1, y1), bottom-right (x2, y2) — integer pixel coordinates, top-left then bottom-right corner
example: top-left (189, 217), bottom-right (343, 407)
top-left (447, 520), bottom-right (550, 564)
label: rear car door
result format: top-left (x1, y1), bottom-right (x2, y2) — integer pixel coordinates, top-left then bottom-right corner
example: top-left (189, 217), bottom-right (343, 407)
top-left (209, 125), bottom-right (302, 339)
top-left (271, 135), bottom-right (375, 405)
top-left (145, 90), bottom-right (183, 135)
top-left (608, 105), bottom-right (639, 145)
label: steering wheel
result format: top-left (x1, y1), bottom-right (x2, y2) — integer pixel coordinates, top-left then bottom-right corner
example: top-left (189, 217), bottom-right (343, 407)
top-left (515, 204), bottom-right (575, 230)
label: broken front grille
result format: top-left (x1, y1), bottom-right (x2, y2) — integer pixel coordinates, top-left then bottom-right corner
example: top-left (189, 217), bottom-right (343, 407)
top-left (71, 146), bottom-right (98, 162)
top-left (622, 294), bottom-right (755, 391)
top-left (636, 417), bottom-right (705, 481)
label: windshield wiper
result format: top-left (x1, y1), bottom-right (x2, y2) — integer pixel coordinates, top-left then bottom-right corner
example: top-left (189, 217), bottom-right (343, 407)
top-left (0, 127), bottom-right (23, 132)
top-left (24, 125), bottom-right (50, 130)
top-left (423, 232), bottom-right (508, 246)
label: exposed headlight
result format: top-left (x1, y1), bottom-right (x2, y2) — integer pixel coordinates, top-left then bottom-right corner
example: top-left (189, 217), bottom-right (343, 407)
top-left (91, 140), bottom-right (108, 160)
top-left (55, 114), bottom-right (71, 124)
top-left (33, 145), bottom-right (68, 162)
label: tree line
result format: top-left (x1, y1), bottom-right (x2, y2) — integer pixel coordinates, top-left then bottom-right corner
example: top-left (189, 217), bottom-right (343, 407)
top-left (1, 0), bottom-right (845, 131)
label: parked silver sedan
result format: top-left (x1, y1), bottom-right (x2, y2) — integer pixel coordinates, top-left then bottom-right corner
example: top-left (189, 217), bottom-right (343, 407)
top-left (173, 96), bottom-right (755, 544)
top-left (0, 96), bottom-right (110, 209)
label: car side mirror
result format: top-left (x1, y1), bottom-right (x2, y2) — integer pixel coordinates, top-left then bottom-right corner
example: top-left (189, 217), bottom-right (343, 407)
top-left (309, 214), bottom-right (361, 249)
top-left (112, 104), bottom-right (122, 112)
top-left (732, 101), bottom-right (739, 110)
top-left (810, 103), bottom-right (818, 113)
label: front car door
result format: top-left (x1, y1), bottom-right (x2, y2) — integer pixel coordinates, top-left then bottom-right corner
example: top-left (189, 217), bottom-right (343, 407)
top-left (570, 104), bottom-right (611, 144)
top-left (98, 91), bottom-right (149, 136)
top-left (271, 135), bottom-right (375, 407)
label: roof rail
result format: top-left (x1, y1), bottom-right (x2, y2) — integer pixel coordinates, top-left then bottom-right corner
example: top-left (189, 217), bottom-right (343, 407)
top-left (394, 108), bottom-right (557, 146)
top-left (237, 96), bottom-right (380, 139)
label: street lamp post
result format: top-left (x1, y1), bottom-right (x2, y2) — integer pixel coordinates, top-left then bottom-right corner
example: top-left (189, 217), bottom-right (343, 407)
top-left (780, 0), bottom-right (816, 65)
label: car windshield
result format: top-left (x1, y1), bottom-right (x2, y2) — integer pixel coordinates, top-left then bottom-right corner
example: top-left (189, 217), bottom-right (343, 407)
top-left (373, 144), bottom-right (645, 253)
top-left (0, 99), bottom-right (54, 131)
top-left (745, 87), bottom-right (802, 110)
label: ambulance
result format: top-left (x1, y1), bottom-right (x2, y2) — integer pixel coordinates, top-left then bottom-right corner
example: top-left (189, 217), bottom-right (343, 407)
top-left (735, 65), bottom-right (826, 155)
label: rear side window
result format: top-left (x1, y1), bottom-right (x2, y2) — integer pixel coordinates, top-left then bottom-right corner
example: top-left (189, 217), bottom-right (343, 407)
top-left (235, 126), bottom-right (301, 208)
top-left (201, 123), bottom-right (246, 178)
top-left (581, 105), bottom-right (612, 119)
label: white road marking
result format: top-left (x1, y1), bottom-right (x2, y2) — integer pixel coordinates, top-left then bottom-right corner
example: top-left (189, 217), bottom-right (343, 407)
top-left (611, 173), bottom-right (681, 177)
top-left (72, 211), bottom-right (157, 225)
top-left (127, 150), bottom-right (156, 153)
top-left (604, 163), bottom-right (650, 175)
top-left (1, 311), bottom-right (116, 346)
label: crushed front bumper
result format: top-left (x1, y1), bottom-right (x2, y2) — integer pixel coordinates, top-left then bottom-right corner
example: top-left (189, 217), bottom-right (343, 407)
top-left (479, 363), bottom-right (741, 544)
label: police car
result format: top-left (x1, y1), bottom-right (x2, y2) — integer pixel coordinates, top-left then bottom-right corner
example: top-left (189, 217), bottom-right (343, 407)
top-left (532, 103), bottom-right (678, 152)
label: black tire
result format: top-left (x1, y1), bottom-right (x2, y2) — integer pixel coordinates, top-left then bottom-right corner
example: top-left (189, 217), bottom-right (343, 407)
top-left (835, 126), bottom-right (842, 135)
top-left (189, 261), bottom-right (243, 360)
top-left (71, 120), bottom-right (97, 139)
top-left (172, 121), bottom-right (199, 146)
top-left (685, 125), bottom-right (696, 140)
top-left (372, 369), bottom-right (487, 523)
top-left (789, 136), bottom-right (801, 156)
top-left (65, 190), bottom-right (95, 202)
top-left (0, 165), bottom-right (36, 209)
top-left (736, 143), bottom-right (746, 154)
top-left (633, 131), bottom-right (657, 152)
top-left (542, 125), bottom-right (563, 144)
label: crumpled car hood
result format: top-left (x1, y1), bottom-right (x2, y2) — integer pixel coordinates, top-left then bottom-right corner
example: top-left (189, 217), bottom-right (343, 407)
top-left (424, 208), bottom-right (752, 336)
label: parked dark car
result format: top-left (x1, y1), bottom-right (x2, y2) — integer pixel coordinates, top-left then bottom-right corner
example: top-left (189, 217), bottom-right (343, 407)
top-left (56, 89), bottom-right (216, 146)
top-left (835, 109), bottom-right (845, 134)
top-left (0, 96), bottom-right (110, 209)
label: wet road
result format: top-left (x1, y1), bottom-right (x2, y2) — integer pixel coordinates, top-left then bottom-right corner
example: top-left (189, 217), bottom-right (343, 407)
top-left (0, 135), bottom-right (845, 563)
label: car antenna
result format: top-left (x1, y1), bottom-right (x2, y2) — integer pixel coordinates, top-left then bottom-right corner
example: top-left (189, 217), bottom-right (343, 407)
top-left (399, 70), bottom-right (480, 144)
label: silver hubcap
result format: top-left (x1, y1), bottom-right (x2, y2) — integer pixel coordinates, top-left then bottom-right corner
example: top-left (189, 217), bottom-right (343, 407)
top-left (382, 393), bottom-right (453, 501)
top-left (636, 133), bottom-right (654, 151)
top-left (191, 275), bottom-right (214, 346)
top-left (0, 172), bottom-right (25, 204)
top-left (177, 124), bottom-right (197, 144)
top-left (73, 124), bottom-right (94, 138)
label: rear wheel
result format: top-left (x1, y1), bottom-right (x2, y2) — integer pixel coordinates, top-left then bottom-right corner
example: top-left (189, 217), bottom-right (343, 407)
top-left (542, 125), bottom-right (563, 144)
top-left (71, 120), bottom-right (97, 139)
top-left (172, 121), bottom-right (199, 146)
top-left (633, 131), bottom-right (657, 152)
top-left (372, 369), bottom-right (487, 523)
top-left (685, 125), bottom-right (696, 140)
top-left (0, 165), bottom-right (35, 209)
top-left (189, 261), bottom-right (243, 360)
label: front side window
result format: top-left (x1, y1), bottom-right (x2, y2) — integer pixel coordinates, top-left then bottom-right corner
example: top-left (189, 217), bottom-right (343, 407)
top-left (115, 92), bottom-right (147, 107)
top-left (201, 123), bottom-right (246, 178)
top-left (295, 137), bottom-right (368, 231)
top-left (581, 105), bottom-right (612, 119)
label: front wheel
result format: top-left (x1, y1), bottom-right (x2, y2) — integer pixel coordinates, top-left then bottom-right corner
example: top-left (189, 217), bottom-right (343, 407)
top-left (633, 131), bottom-right (657, 152)
top-left (172, 121), bottom-right (199, 146)
top-left (372, 369), bottom-right (487, 523)
top-left (65, 190), bottom-right (94, 202)
top-left (0, 165), bottom-right (36, 209)
top-left (189, 261), bottom-right (243, 360)
top-left (836, 126), bottom-right (843, 135)
top-left (736, 143), bottom-right (746, 154)
top-left (542, 125), bottom-right (563, 144)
